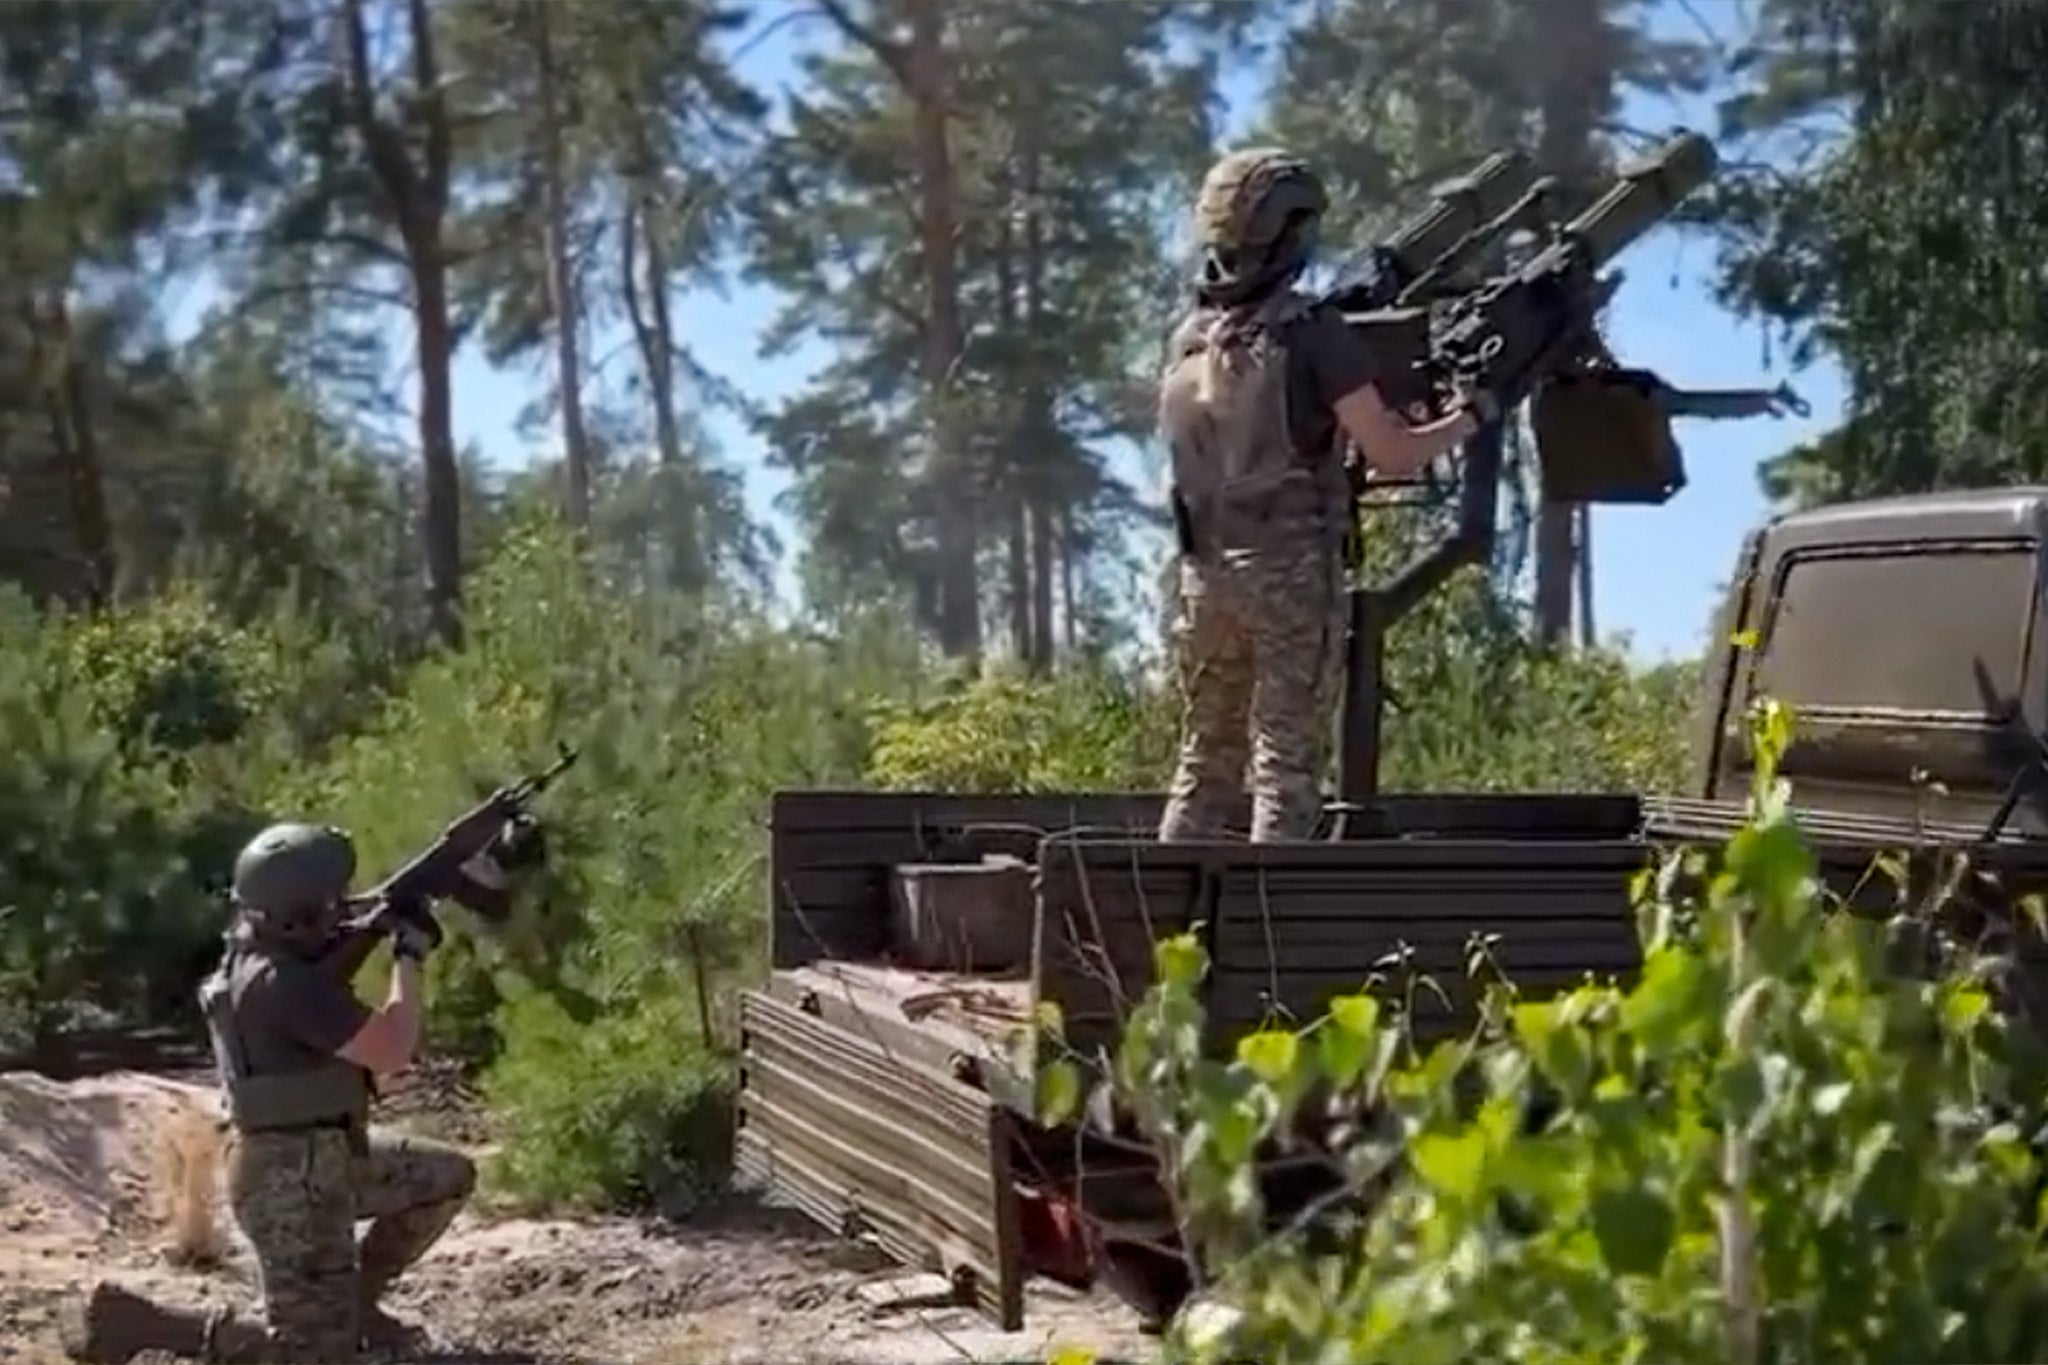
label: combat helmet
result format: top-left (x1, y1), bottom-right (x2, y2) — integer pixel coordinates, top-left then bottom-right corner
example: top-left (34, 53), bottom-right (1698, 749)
top-left (230, 822), bottom-right (357, 948)
top-left (1193, 146), bottom-right (1328, 303)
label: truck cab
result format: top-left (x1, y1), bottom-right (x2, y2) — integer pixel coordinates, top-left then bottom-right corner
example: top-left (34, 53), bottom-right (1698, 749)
top-left (1692, 486), bottom-right (2048, 840)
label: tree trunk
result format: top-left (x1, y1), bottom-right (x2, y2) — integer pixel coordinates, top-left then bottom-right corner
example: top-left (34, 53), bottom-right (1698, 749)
top-left (1530, 0), bottom-right (1606, 650)
top-left (992, 163), bottom-right (1030, 662)
top-left (55, 305), bottom-right (113, 610)
top-left (531, 0), bottom-right (591, 531)
top-left (619, 198), bottom-right (698, 589)
top-left (1575, 504), bottom-right (1596, 648)
top-left (342, 0), bottom-right (463, 646)
top-left (905, 0), bottom-right (977, 659)
top-left (414, 257), bottom-right (462, 644)
top-left (30, 294), bottom-right (114, 612)
top-left (1019, 109), bottom-right (1055, 674)
top-left (1029, 502), bottom-right (1055, 671)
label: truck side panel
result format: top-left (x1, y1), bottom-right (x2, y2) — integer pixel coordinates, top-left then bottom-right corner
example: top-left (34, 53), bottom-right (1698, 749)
top-left (766, 790), bottom-right (1643, 972)
top-left (1035, 827), bottom-right (1648, 1056)
top-left (735, 990), bottom-right (1025, 1327)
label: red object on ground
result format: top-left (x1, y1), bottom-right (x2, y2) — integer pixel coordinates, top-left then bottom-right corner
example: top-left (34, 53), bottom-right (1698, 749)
top-left (1015, 1184), bottom-right (1094, 1288)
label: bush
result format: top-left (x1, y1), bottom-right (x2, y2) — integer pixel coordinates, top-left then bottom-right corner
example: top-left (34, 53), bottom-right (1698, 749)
top-left (0, 589), bottom-right (260, 1052)
top-left (866, 663), bottom-right (1176, 792)
top-left (64, 588), bottom-right (282, 754)
top-left (867, 568), bottom-right (1694, 800)
top-left (1081, 702), bottom-right (2048, 1364)
top-left (480, 982), bottom-right (735, 1215)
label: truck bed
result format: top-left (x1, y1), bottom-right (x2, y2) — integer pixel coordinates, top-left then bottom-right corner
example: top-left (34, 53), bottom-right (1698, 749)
top-left (736, 786), bottom-right (2048, 1332)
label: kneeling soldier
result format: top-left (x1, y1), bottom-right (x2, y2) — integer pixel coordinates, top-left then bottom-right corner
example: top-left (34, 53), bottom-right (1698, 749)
top-left (63, 822), bottom-right (475, 1363)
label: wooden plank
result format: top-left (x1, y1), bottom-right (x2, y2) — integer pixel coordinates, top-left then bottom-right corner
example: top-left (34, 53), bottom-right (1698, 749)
top-left (1047, 837), bottom-right (1652, 874)
top-left (1216, 936), bottom-right (1641, 977)
top-left (772, 789), bottom-right (1173, 836)
top-left (772, 789), bottom-right (1644, 841)
top-left (736, 992), bottom-right (1023, 1327)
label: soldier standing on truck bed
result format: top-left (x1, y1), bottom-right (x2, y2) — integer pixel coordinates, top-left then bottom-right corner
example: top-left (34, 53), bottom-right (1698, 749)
top-left (1156, 148), bottom-right (1496, 843)
top-left (60, 823), bottom-right (475, 1363)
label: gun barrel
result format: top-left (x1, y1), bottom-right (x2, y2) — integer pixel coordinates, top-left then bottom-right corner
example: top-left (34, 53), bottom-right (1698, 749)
top-left (1557, 129), bottom-right (1718, 269)
top-left (1382, 149), bottom-right (1541, 280)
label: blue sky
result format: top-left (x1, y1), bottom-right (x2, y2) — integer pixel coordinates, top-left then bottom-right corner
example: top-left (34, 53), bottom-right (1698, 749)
top-left (415, 0), bottom-right (1841, 663)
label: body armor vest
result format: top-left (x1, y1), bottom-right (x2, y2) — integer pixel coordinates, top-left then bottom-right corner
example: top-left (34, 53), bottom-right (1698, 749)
top-left (199, 931), bottom-right (370, 1133)
top-left (1159, 291), bottom-right (1349, 558)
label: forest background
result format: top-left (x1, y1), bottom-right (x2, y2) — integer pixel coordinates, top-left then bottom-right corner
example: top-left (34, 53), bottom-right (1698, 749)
top-left (0, 0), bottom-right (2033, 1213)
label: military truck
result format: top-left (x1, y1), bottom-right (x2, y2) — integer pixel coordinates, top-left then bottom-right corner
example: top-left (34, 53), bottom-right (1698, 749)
top-left (730, 129), bottom-right (2048, 1329)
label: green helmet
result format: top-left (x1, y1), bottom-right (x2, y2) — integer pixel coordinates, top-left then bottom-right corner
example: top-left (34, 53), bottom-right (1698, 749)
top-left (1194, 147), bottom-right (1328, 257)
top-left (231, 822), bottom-right (357, 941)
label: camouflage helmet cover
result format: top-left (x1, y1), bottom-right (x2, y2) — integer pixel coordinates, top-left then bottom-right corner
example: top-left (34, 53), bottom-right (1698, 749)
top-left (231, 822), bottom-right (357, 937)
top-left (1194, 146), bottom-right (1329, 255)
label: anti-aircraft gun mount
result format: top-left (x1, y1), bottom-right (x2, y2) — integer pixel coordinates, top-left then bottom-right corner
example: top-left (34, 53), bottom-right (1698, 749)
top-left (1316, 128), bottom-right (1807, 836)
top-left (730, 131), bottom-right (2048, 1334)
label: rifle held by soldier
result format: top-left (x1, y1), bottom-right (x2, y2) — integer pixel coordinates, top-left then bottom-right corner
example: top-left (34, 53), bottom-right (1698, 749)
top-left (339, 743), bottom-right (580, 953)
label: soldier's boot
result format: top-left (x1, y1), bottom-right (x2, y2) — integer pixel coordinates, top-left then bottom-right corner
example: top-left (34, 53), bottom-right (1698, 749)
top-left (58, 1282), bottom-right (271, 1364)
top-left (58, 1281), bottom-right (213, 1363)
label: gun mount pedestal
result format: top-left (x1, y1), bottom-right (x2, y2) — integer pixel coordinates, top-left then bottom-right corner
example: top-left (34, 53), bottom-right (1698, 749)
top-left (1328, 423), bottom-right (1505, 840)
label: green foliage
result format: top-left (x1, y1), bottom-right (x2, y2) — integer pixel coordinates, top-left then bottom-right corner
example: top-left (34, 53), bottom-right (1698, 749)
top-left (865, 568), bottom-right (1695, 799)
top-left (480, 982), bottom-right (735, 1215)
top-left (0, 589), bottom-right (259, 1052)
top-left (1706, 0), bottom-right (2048, 504)
top-left (65, 589), bottom-right (282, 753)
top-left (865, 665), bottom-right (1177, 792)
top-left (1092, 703), bottom-right (2048, 1363)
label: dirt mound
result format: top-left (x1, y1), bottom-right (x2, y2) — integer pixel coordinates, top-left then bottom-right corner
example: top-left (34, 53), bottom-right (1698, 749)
top-left (0, 1070), bottom-right (220, 1250)
top-left (0, 1069), bottom-right (1153, 1364)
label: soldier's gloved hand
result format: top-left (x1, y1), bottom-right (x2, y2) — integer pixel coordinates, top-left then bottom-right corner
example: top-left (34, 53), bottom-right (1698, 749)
top-left (390, 916), bottom-right (440, 964)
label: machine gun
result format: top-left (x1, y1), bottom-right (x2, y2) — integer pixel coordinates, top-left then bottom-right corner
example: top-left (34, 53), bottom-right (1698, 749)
top-left (1322, 129), bottom-right (1794, 839)
top-left (338, 743), bottom-right (580, 948)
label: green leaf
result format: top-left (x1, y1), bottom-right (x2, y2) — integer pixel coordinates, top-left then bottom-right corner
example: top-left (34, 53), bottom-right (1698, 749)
top-left (1589, 1186), bottom-right (1675, 1277)
top-left (1329, 991), bottom-right (1380, 1039)
top-left (1725, 818), bottom-right (1814, 907)
top-left (1155, 932), bottom-right (1208, 990)
top-left (1410, 1127), bottom-right (1489, 1202)
top-left (1318, 992), bottom-right (1381, 1086)
top-left (1235, 1027), bottom-right (1301, 1087)
top-left (1037, 1058), bottom-right (1081, 1127)
top-left (1619, 945), bottom-right (1710, 1055)
top-left (1941, 984), bottom-right (1991, 1037)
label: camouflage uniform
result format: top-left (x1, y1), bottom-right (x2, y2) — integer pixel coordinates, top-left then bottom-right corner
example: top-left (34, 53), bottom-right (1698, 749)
top-left (232, 1124), bottom-right (475, 1358)
top-left (1157, 148), bottom-right (1360, 843)
top-left (62, 824), bottom-right (474, 1365)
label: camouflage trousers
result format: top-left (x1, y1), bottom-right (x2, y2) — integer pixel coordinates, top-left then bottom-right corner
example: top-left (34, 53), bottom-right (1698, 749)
top-left (232, 1122), bottom-right (476, 1358)
top-left (62, 1123), bottom-right (474, 1363)
top-left (1157, 540), bottom-right (1346, 842)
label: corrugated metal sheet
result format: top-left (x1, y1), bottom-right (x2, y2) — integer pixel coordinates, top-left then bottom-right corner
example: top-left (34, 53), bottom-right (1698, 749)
top-left (735, 990), bottom-right (1024, 1328)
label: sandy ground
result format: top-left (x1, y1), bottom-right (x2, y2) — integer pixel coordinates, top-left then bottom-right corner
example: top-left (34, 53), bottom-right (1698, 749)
top-left (0, 1068), bottom-right (1154, 1365)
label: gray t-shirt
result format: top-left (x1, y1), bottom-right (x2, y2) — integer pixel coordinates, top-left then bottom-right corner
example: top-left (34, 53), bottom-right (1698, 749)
top-left (232, 951), bottom-right (373, 1075)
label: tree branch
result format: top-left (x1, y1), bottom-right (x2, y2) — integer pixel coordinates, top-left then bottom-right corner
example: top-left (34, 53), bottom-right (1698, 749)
top-left (407, 0), bottom-right (451, 218)
top-left (339, 0), bottom-right (421, 235)
top-left (813, 0), bottom-right (914, 87)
